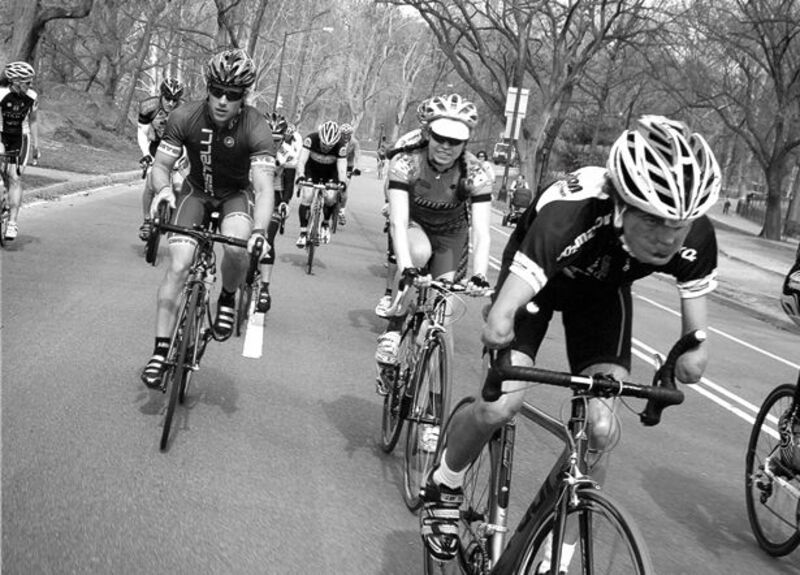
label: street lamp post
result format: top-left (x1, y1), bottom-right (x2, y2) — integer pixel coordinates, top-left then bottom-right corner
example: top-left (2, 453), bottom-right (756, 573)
top-left (272, 26), bottom-right (334, 112)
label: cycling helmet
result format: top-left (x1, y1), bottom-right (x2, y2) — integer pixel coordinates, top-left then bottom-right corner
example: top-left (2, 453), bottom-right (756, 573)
top-left (416, 98), bottom-right (433, 125)
top-left (781, 259), bottom-right (800, 327)
top-left (205, 48), bottom-right (256, 89)
top-left (160, 77), bottom-right (184, 100)
top-left (4, 61), bottom-right (35, 83)
top-left (340, 123), bottom-right (354, 137)
top-left (267, 112), bottom-right (288, 136)
top-left (318, 120), bottom-right (341, 147)
top-left (426, 93), bottom-right (478, 140)
top-left (608, 115), bottom-right (721, 221)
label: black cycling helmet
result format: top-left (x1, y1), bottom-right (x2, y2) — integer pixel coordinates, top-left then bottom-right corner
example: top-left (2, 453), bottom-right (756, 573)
top-left (267, 111), bottom-right (289, 136)
top-left (160, 77), bottom-right (184, 100)
top-left (205, 48), bottom-right (256, 89)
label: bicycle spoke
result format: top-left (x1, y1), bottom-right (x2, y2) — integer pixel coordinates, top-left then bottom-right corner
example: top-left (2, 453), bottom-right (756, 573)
top-left (745, 383), bottom-right (800, 556)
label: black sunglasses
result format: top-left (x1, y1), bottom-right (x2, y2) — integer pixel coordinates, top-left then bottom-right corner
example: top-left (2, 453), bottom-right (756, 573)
top-left (208, 85), bottom-right (245, 101)
top-left (430, 131), bottom-right (466, 147)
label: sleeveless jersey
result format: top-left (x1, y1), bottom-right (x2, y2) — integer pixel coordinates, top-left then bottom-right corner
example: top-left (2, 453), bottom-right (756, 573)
top-left (0, 87), bottom-right (38, 135)
top-left (158, 100), bottom-right (275, 198)
top-left (499, 166), bottom-right (718, 299)
top-left (388, 148), bottom-right (493, 235)
top-left (301, 132), bottom-right (347, 181)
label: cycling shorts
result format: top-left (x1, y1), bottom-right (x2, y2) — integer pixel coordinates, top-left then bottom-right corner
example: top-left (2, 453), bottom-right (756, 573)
top-left (170, 183), bottom-right (253, 243)
top-left (411, 220), bottom-right (468, 280)
top-left (1, 133), bottom-right (31, 169)
top-left (511, 274), bottom-right (632, 374)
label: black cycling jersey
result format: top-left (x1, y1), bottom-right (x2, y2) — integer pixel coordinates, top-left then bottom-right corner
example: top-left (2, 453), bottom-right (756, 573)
top-left (301, 132), bottom-right (347, 182)
top-left (158, 100), bottom-right (275, 197)
top-left (0, 86), bottom-right (37, 136)
top-left (138, 95), bottom-right (178, 148)
top-left (498, 166), bottom-right (718, 299)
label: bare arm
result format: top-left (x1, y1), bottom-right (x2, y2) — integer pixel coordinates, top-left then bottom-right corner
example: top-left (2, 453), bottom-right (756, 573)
top-left (470, 200), bottom-right (491, 278)
top-left (676, 295), bottom-right (709, 382)
top-left (336, 157), bottom-right (348, 183)
top-left (387, 185), bottom-right (413, 271)
top-left (250, 158), bottom-right (275, 233)
top-left (482, 272), bottom-right (536, 348)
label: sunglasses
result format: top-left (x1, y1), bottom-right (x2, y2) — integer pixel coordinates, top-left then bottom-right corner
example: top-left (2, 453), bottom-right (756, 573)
top-left (208, 85), bottom-right (245, 101)
top-left (430, 131), bottom-right (466, 147)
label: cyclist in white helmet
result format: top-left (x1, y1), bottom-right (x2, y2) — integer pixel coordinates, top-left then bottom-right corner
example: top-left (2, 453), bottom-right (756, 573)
top-left (0, 61), bottom-right (40, 241)
top-left (294, 119), bottom-right (348, 246)
top-left (376, 93), bottom-right (493, 375)
top-left (420, 115), bottom-right (721, 569)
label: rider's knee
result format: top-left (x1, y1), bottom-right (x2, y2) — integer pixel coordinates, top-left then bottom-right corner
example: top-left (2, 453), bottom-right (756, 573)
top-left (473, 391), bottom-right (524, 428)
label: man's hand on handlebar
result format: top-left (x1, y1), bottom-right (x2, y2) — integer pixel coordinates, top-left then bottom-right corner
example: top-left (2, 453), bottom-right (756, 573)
top-left (247, 228), bottom-right (269, 259)
top-left (401, 266), bottom-right (431, 289)
top-left (149, 188), bottom-right (176, 219)
top-left (139, 154), bottom-right (154, 169)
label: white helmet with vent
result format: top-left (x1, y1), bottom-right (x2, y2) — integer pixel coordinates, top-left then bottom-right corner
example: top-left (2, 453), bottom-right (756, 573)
top-left (608, 115), bottom-right (720, 220)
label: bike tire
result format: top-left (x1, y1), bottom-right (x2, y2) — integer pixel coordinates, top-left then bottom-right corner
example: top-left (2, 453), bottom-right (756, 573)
top-left (160, 283), bottom-right (201, 451)
top-left (745, 383), bottom-right (800, 556)
top-left (331, 202), bottom-right (339, 234)
top-left (403, 331), bottom-right (452, 511)
top-left (145, 203), bottom-right (171, 266)
top-left (306, 198), bottom-right (321, 274)
top-left (515, 488), bottom-right (654, 575)
top-left (423, 397), bottom-right (490, 575)
top-left (380, 319), bottom-right (417, 453)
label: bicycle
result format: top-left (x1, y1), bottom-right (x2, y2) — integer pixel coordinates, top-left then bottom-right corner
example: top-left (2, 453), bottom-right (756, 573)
top-left (379, 277), bottom-right (493, 511)
top-left (745, 372), bottom-right (800, 556)
top-left (423, 330), bottom-right (702, 575)
top-left (150, 208), bottom-right (262, 451)
top-left (0, 152), bottom-right (20, 247)
top-left (297, 180), bottom-right (343, 275)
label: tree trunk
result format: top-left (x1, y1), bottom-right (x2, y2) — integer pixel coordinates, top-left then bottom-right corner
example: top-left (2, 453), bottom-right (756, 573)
top-left (9, 0), bottom-right (94, 62)
top-left (763, 161), bottom-right (788, 240)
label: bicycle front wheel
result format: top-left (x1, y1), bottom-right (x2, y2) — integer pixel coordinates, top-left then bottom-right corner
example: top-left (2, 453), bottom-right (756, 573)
top-left (404, 331), bottom-right (452, 511)
top-left (235, 282), bottom-right (253, 337)
top-left (306, 198), bottom-right (321, 274)
top-left (516, 488), bottom-right (653, 575)
top-left (380, 319), bottom-right (417, 453)
top-left (745, 383), bottom-right (800, 556)
top-left (160, 282), bottom-right (201, 451)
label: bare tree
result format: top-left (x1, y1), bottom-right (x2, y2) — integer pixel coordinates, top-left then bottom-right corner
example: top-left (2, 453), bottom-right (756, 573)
top-left (6, 0), bottom-right (94, 62)
top-left (652, 0), bottom-right (800, 239)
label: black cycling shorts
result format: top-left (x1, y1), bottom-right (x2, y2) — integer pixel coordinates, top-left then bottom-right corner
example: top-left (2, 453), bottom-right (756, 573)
top-left (512, 274), bottom-right (632, 373)
top-left (171, 182), bottom-right (254, 232)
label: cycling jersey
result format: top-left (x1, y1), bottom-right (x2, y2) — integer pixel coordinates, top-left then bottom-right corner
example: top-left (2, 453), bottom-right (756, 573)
top-left (138, 95), bottom-right (178, 156)
top-left (498, 166), bottom-right (718, 299)
top-left (387, 147), bottom-right (493, 235)
top-left (0, 86), bottom-right (38, 136)
top-left (276, 131), bottom-right (303, 169)
top-left (158, 100), bottom-right (275, 198)
top-left (301, 132), bottom-right (347, 181)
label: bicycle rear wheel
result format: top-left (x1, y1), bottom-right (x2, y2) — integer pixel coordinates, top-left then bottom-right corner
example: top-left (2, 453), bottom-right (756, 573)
top-left (160, 283), bottom-right (201, 451)
top-left (404, 331), bottom-right (452, 511)
top-left (380, 319), bottom-right (416, 453)
top-left (516, 488), bottom-right (653, 575)
top-left (745, 383), bottom-right (800, 556)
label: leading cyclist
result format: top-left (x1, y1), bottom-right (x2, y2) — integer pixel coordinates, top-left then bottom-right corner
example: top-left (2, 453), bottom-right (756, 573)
top-left (294, 120), bottom-right (348, 247)
top-left (375, 93), bottom-right (493, 373)
top-left (419, 116), bottom-right (721, 570)
top-left (0, 61), bottom-right (40, 241)
top-left (140, 48), bottom-right (275, 389)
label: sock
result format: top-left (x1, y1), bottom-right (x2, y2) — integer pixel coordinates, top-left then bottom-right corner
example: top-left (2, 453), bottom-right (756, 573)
top-left (432, 449), bottom-right (466, 489)
top-left (219, 288), bottom-right (235, 307)
top-left (261, 281), bottom-right (270, 292)
top-left (153, 337), bottom-right (170, 356)
top-left (384, 288), bottom-right (392, 297)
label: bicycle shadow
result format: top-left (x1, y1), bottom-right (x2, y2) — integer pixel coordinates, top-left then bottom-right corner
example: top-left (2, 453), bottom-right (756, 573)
top-left (378, 529), bottom-right (426, 575)
top-left (134, 365), bottom-right (240, 419)
top-left (1, 233), bottom-right (38, 251)
top-left (346, 307), bottom-right (388, 334)
top-left (640, 466), bottom-right (800, 569)
top-left (279, 252), bottom-right (327, 272)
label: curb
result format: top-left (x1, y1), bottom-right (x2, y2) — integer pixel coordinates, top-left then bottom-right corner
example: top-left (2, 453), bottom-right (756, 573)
top-left (23, 170), bottom-right (141, 203)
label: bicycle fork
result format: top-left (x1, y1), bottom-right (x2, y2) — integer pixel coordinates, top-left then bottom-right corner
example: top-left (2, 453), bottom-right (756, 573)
top-left (486, 422), bottom-right (515, 563)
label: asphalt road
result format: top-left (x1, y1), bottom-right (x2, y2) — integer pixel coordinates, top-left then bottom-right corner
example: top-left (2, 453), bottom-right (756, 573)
top-left (2, 166), bottom-right (799, 574)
